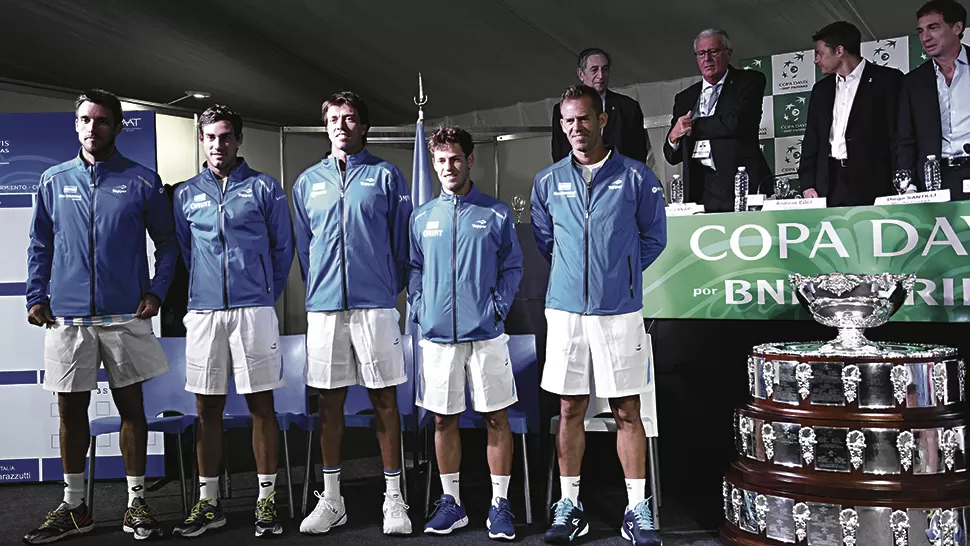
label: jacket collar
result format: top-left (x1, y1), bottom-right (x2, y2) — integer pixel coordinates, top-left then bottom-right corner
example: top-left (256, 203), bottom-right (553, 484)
top-left (74, 147), bottom-right (125, 171)
top-left (438, 181), bottom-right (483, 204)
top-left (322, 147), bottom-right (374, 169)
top-left (200, 158), bottom-right (253, 185)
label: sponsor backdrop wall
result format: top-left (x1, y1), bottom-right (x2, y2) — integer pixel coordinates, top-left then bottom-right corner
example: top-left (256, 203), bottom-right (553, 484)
top-left (0, 111), bottom-right (164, 483)
top-left (740, 34), bottom-right (931, 189)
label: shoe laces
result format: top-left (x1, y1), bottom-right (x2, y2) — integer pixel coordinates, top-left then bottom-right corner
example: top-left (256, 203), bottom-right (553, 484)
top-left (185, 499), bottom-right (212, 522)
top-left (633, 500), bottom-right (656, 531)
top-left (551, 499), bottom-right (575, 526)
top-left (256, 491), bottom-right (277, 523)
top-left (430, 497), bottom-right (460, 519)
top-left (127, 501), bottom-right (158, 523)
top-left (384, 493), bottom-right (409, 515)
top-left (40, 505), bottom-right (75, 530)
top-left (310, 491), bottom-right (340, 516)
top-left (491, 500), bottom-right (515, 524)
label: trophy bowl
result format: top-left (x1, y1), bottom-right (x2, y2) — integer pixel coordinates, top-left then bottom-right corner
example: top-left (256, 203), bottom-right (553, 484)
top-left (789, 273), bottom-right (916, 354)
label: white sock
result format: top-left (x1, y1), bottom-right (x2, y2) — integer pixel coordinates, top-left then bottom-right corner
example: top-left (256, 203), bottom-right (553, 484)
top-left (560, 476), bottom-right (580, 505)
top-left (323, 466), bottom-right (341, 501)
top-left (62, 473), bottom-right (84, 508)
top-left (127, 475), bottom-right (146, 507)
top-left (257, 473), bottom-right (276, 501)
top-left (199, 476), bottom-right (220, 506)
top-left (491, 474), bottom-right (511, 504)
top-left (626, 478), bottom-right (646, 508)
top-left (384, 469), bottom-right (402, 496)
top-left (440, 472), bottom-right (461, 505)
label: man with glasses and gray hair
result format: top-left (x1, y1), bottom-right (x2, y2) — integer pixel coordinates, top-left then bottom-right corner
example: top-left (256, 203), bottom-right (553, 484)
top-left (551, 47), bottom-right (648, 163)
top-left (663, 28), bottom-right (770, 212)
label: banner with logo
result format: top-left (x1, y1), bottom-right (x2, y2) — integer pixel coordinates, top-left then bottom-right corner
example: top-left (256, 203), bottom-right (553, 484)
top-left (741, 35), bottom-right (930, 183)
top-left (641, 201), bottom-right (970, 323)
top-left (0, 111), bottom-right (163, 482)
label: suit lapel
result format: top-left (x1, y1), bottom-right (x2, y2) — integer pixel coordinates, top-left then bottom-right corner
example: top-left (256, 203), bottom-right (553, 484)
top-left (845, 63), bottom-right (872, 132)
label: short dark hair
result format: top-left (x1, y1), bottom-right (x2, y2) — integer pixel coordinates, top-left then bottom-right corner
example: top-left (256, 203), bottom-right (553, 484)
top-left (812, 21), bottom-right (862, 57)
top-left (197, 104), bottom-right (243, 138)
top-left (75, 89), bottom-right (123, 127)
top-left (321, 91), bottom-right (370, 127)
top-left (577, 48), bottom-right (611, 71)
top-left (560, 85), bottom-right (603, 117)
top-left (429, 126), bottom-right (474, 157)
top-left (919, 0), bottom-right (968, 38)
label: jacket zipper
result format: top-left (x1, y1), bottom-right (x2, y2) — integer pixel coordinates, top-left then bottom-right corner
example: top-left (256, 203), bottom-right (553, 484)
top-left (583, 175), bottom-right (592, 314)
top-left (490, 286), bottom-right (498, 329)
top-left (218, 199), bottom-right (229, 309)
top-left (627, 256), bottom-right (634, 298)
top-left (88, 166), bottom-right (97, 315)
top-left (337, 161), bottom-right (349, 310)
top-left (452, 197), bottom-right (459, 343)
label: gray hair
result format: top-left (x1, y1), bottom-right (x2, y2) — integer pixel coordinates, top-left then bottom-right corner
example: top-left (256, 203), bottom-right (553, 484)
top-left (693, 28), bottom-right (733, 52)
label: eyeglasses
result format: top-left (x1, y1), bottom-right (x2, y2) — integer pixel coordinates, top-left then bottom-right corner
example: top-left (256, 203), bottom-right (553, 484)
top-left (695, 48), bottom-right (728, 58)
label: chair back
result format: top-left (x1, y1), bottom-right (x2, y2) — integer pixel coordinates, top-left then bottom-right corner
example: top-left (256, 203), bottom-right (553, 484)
top-left (147, 337), bottom-right (198, 418)
top-left (276, 334), bottom-right (309, 418)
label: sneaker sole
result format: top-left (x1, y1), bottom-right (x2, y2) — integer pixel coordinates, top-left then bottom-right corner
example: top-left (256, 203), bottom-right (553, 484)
top-left (174, 517), bottom-right (227, 538)
top-left (255, 524), bottom-right (283, 537)
top-left (486, 517), bottom-right (516, 540)
top-left (621, 526), bottom-right (663, 545)
top-left (24, 523), bottom-right (95, 545)
top-left (544, 522), bottom-right (589, 544)
top-left (122, 524), bottom-right (163, 541)
top-left (299, 512), bottom-right (347, 534)
top-left (424, 516), bottom-right (469, 535)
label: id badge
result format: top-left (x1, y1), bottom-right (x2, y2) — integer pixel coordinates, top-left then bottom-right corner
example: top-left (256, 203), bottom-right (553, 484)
top-left (692, 140), bottom-right (712, 159)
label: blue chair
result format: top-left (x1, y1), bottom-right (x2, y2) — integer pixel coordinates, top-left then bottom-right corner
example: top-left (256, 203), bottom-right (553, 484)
top-left (213, 335), bottom-right (309, 518)
top-left (301, 334), bottom-right (416, 514)
top-left (419, 334), bottom-right (539, 524)
top-left (86, 336), bottom-right (198, 517)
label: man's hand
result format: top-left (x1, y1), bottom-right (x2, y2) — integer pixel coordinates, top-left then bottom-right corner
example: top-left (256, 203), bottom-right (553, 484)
top-left (802, 188), bottom-right (819, 199)
top-left (905, 187), bottom-right (917, 194)
top-left (135, 294), bottom-right (162, 319)
top-left (27, 303), bottom-right (56, 328)
top-left (668, 111), bottom-right (693, 144)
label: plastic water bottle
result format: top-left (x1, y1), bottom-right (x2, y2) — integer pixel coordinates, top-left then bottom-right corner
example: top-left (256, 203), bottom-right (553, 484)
top-left (924, 154), bottom-right (942, 191)
top-left (670, 174), bottom-right (684, 204)
top-left (734, 166), bottom-right (749, 212)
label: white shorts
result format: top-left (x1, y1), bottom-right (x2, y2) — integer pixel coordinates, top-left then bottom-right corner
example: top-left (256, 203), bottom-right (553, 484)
top-left (183, 306), bottom-right (283, 395)
top-left (541, 309), bottom-right (652, 399)
top-left (305, 308), bottom-right (407, 390)
top-left (43, 317), bottom-right (170, 393)
top-left (417, 333), bottom-right (517, 415)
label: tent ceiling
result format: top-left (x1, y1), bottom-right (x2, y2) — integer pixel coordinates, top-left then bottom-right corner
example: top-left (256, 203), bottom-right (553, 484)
top-left (3, 0), bottom-right (922, 126)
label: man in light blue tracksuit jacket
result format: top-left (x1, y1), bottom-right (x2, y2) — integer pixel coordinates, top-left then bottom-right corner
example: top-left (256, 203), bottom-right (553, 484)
top-left (532, 85), bottom-right (666, 546)
top-left (409, 127), bottom-right (523, 540)
top-left (293, 92), bottom-right (413, 536)
top-left (171, 105), bottom-right (294, 538)
top-left (24, 89), bottom-right (177, 544)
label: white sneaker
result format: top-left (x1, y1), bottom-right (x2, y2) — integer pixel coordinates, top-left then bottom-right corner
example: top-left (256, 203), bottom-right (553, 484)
top-left (382, 492), bottom-right (412, 535)
top-left (299, 492), bottom-right (347, 534)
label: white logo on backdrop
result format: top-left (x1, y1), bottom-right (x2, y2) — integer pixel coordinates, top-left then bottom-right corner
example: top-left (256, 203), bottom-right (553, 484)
top-left (772, 51), bottom-right (814, 95)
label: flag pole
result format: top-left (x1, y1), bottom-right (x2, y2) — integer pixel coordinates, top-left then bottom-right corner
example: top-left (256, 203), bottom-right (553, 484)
top-left (414, 72), bottom-right (428, 122)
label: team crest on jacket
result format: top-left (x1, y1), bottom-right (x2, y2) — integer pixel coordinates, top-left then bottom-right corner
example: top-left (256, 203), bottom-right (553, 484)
top-left (473, 219), bottom-right (487, 229)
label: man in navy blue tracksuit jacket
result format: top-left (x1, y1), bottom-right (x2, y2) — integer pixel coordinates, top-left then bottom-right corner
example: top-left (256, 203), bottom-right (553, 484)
top-left (532, 85), bottom-right (666, 546)
top-left (24, 89), bottom-right (178, 544)
top-left (409, 127), bottom-right (523, 539)
top-left (172, 105), bottom-right (294, 538)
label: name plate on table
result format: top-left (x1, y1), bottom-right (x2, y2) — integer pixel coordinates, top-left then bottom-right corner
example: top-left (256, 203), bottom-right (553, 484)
top-left (746, 194), bottom-right (766, 211)
top-left (761, 197), bottom-right (827, 211)
top-left (665, 203), bottom-right (704, 216)
top-left (874, 189), bottom-right (951, 205)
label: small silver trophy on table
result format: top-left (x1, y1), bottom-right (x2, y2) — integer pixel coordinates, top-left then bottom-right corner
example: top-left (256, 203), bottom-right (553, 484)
top-left (511, 194), bottom-right (527, 223)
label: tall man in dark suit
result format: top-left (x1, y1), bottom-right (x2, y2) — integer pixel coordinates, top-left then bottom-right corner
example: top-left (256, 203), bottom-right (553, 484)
top-left (664, 29), bottom-right (770, 212)
top-left (898, 0), bottom-right (970, 200)
top-left (551, 48), bottom-right (648, 163)
top-left (799, 21), bottom-right (904, 206)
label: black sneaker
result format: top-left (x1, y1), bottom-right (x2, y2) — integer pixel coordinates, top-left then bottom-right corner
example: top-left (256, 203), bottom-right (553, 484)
top-left (544, 498), bottom-right (589, 544)
top-left (123, 497), bottom-right (163, 540)
top-left (254, 492), bottom-right (283, 537)
top-left (173, 499), bottom-right (226, 538)
top-left (23, 501), bottom-right (95, 544)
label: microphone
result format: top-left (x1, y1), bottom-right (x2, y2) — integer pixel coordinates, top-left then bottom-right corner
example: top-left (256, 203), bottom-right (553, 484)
top-left (964, 143), bottom-right (970, 155)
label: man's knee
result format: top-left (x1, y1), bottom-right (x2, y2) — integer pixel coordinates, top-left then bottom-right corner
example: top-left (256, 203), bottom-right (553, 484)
top-left (560, 395), bottom-right (589, 421)
top-left (57, 391), bottom-right (91, 421)
top-left (245, 391), bottom-right (276, 421)
top-left (434, 413), bottom-right (459, 433)
top-left (112, 384), bottom-right (146, 423)
top-left (482, 409), bottom-right (510, 432)
top-left (368, 386), bottom-right (397, 412)
top-left (196, 395), bottom-right (226, 422)
top-left (319, 387), bottom-right (347, 413)
top-left (611, 396), bottom-right (642, 430)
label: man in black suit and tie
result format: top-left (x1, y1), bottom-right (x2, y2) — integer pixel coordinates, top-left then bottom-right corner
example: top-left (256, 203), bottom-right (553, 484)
top-left (799, 21), bottom-right (904, 206)
top-left (551, 48), bottom-right (648, 163)
top-left (898, 0), bottom-right (970, 200)
top-left (664, 29), bottom-right (770, 212)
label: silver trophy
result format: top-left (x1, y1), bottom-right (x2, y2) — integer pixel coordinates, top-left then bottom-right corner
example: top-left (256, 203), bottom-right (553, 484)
top-left (897, 431), bottom-right (915, 471)
top-left (796, 362), bottom-right (813, 400)
top-left (890, 510), bottom-right (909, 546)
top-left (847, 430), bottom-right (866, 470)
top-left (841, 508), bottom-right (860, 546)
top-left (793, 502), bottom-right (811, 542)
top-left (800, 427), bottom-right (817, 465)
top-left (842, 364), bottom-right (861, 403)
top-left (762, 422), bottom-right (776, 460)
top-left (790, 273), bottom-right (917, 355)
top-left (511, 194), bottom-right (527, 223)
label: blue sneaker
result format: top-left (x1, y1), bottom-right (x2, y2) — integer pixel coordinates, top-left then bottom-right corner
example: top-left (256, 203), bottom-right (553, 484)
top-left (544, 498), bottom-right (589, 544)
top-left (424, 494), bottom-right (468, 535)
top-left (621, 500), bottom-right (662, 546)
top-left (487, 497), bottom-right (515, 540)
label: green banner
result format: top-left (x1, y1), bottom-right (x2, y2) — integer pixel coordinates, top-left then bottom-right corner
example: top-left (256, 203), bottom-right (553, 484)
top-left (642, 202), bottom-right (970, 322)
